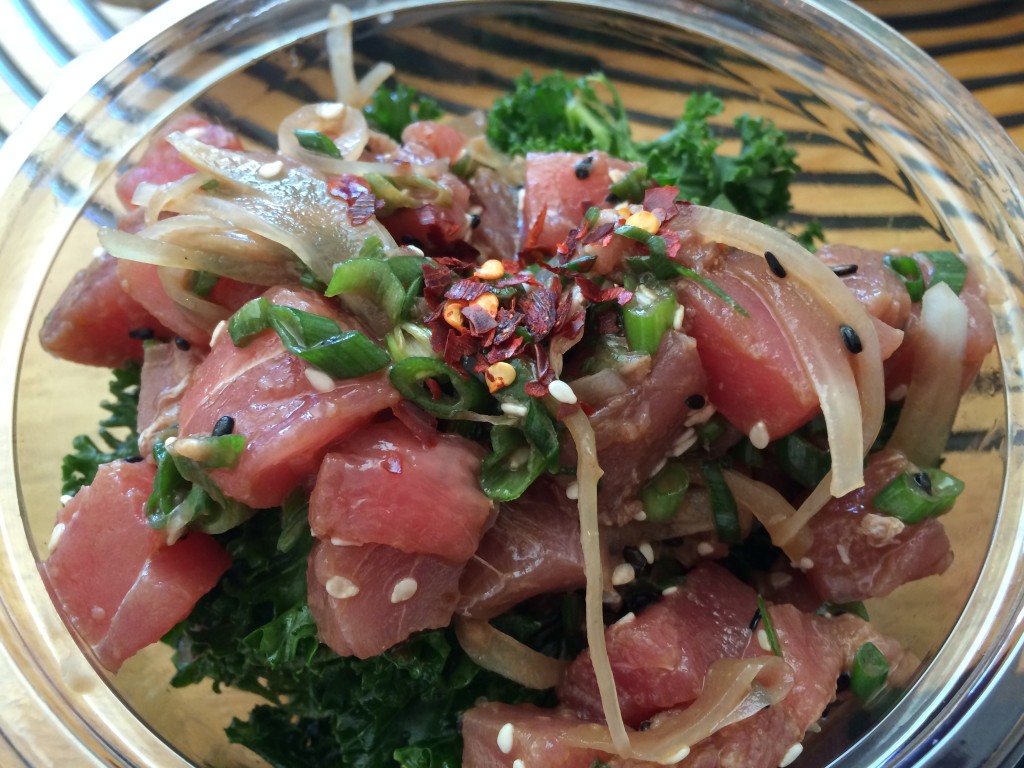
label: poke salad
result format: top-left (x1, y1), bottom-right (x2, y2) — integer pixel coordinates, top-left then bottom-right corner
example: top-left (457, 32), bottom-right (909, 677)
top-left (37, 7), bottom-right (995, 768)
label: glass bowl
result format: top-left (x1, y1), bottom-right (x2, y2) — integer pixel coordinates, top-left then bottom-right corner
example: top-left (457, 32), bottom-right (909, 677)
top-left (0, 0), bottom-right (1022, 765)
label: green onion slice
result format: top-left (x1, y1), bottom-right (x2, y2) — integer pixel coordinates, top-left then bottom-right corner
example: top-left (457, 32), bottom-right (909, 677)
top-left (479, 426), bottom-right (548, 502)
top-left (389, 357), bottom-right (489, 418)
top-left (850, 642), bottom-right (889, 702)
top-left (622, 281), bottom-right (678, 355)
top-left (294, 129), bottom-right (342, 158)
top-left (773, 433), bottom-right (831, 489)
top-left (267, 305), bottom-right (390, 379)
top-left (325, 258), bottom-right (407, 326)
top-left (228, 297), bottom-right (271, 346)
top-left (756, 595), bottom-right (783, 657)
top-left (703, 460), bottom-right (741, 545)
top-left (609, 165), bottom-right (650, 203)
top-left (640, 461), bottom-right (690, 522)
top-left (191, 270), bottom-right (219, 298)
top-left (921, 250), bottom-right (967, 295)
top-left (884, 255), bottom-right (925, 302)
top-left (872, 467), bottom-right (964, 525)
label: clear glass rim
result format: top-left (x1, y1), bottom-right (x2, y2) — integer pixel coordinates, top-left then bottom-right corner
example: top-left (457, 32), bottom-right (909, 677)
top-left (0, 0), bottom-right (1022, 764)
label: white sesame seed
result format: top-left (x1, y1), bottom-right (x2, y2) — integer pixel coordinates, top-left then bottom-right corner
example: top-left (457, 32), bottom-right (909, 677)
top-left (779, 742), bottom-right (803, 767)
top-left (330, 537), bottom-right (358, 546)
top-left (512, 761), bottom-right (525, 768)
top-left (163, 436), bottom-right (177, 448)
top-left (390, 577), bottom-right (418, 604)
top-left (697, 541), bottom-right (715, 557)
top-left (757, 628), bottom-right (772, 651)
top-left (304, 367), bottom-right (335, 393)
top-left (90, 606), bottom-right (105, 621)
top-left (662, 586), bottom-right (680, 596)
top-left (497, 722), bottom-right (514, 754)
top-left (184, 126), bottom-right (205, 138)
top-left (404, 244), bottom-right (425, 257)
top-left (648, 457), bottom-right (667, 479)
top-left (611, 563), bottom-right (635, 586)
top-left (638, 541), bottom-right (655, 564)
top-left (325, 575), bottom-right (359, 600)
top-left (888, 384), bottom-right (908, 401)
top-left (91, 246), bottom-right (106, 258)
top-left (547, 379), bottom-right (577, 404)
top-left (317, 102), bottom-right (345, 119)
top-left (836, 543), bottom-right (851, 565)
top-left (670, 428), bottom-right (698, 457)
top-left (749, 420), bottom-right (770, 450)
top-left (633, 509), bottom-right (647, 522)
top-left (59, 494), bottom-right (74, 507)
top-left (672, 305), bottom-right (685, 331)
top-left (565, 481), bottom-right (579, 501)
top-left (614, 612), bottom-right (636, 626)
top-left (799, 557), bottom-right (815, 571)
top-left (770, 571), bottom-right (793, 589)
top-left (257, 160), bottom-right (284, 179)
top-left (666, 745), bottom-right (690, 763)
top-left (48, 522), bottom-right (66, 551)
top-left (210, 319), bottom-right (227, 346)
top-left (500, 402), bottom-right (529, 418)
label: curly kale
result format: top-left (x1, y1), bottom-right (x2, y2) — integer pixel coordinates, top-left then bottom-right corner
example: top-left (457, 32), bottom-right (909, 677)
top-left (364, 83), bottom-right (444, 142)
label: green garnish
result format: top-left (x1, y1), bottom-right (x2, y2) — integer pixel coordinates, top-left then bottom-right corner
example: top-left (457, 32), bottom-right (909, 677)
top-left (622, 281), bottom-right (678, 355)
top-left (850, 642), bottom-right (889, 702)
top-left (640, 461), bottom-right (690, 522)
top-left (388, 357), bottom-right (489, 418)
top-left (703, 460), bottom-right (741, 545)
top-left (756, 595), bottom-right (783, 657)
top-left (884, 255), bottom-right (925, 302)
top-left (363, 83), bottom-right (443, 142)
top-left (294, 129), bottom-right (342, 158)
top-left (921, 250), bottom-right (967, 295)
top-left (872, 467), bottom-right (964, 525)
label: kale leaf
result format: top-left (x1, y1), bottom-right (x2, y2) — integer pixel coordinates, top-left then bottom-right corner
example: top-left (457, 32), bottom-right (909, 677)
top-left (486, 71), bottom-right (634, 158)
top-left (60, 361), bottom-right (141, 495)
top-left (364, 83), bottom-right (444, 142)
top-left (165, 504), bottom-right (554, 768)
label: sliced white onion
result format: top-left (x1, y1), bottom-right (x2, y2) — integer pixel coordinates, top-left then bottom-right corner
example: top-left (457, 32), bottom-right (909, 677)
top-left (133, 173), bottom-right (208, 227)
top-left (326, 4), bottom-right (396, 109)
top-left (675, 205), bottom-right (885, 500)
top-left (722, 468), bottom-right (811, 559)
top-left (888, 282), bottom-right (969, 467)
top-left (563, 408), bottom-right (630, 755)
top-left (278, 103), bottom-right (369, 164)
top-left (564, 656), bottom-right (793, 763)
top-left (157, 266), bottom-right (229, 331)
top-left (569, 368), bottom-right (629, 405)
top-left (163, 132), bottom-right (397, 281)
top-left (454, 617), bottom-right (567, 690)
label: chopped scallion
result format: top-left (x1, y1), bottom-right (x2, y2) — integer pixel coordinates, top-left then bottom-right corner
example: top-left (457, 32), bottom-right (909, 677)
top-left (191, 270), bottom-right (219, 298)
top-left (609, 165), bottom-right (650, 203)
top-left (622, 282), bottom-right (678, 355)
top-left (922, 250), bottom-right (967, 295)
top-left (325, 258), bottom-right (407, 326)
top-left (872, 467), bottom-right (964, 524)
top-left (294, 129), bottom-right (342, 158)
top-left (850, 642), bottom-right (889, 702)
top-left (389, 357), bottom-right (488, 418)
top-left (773, 433), bottom-right (831, 489)
top-left (703, 460), bottom-right (741, 545)
top-left (757, 595), bottom-right (783, 657)
top-left (267, 305), bottom-right (390, 379)
top-left (641, 461), bottom-right (690, 522)
top-left (884, 255), bottom-right (924, 302)
top-left (228, 297), bottom-right (271, 346)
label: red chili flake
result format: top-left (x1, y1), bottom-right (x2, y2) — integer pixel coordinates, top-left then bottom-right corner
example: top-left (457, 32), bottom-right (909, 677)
top-left (523, 203), bottom-right (548, 250)
top-left (556, 403), bottom-right (581, 420)
top-left (524, 380), bottom-right (549, 398)
top-left (461, 303), bottom-right (498, 335)
top-left (485, 335), bottom-right (524, 364)
top-left (327, 174), bottom-right (381, 226)
top-left (422, 262), bottom-right (454, 305)
top-left (492, 307), bottom-right (523, 345)
top-left (574, 275), bottom-right (634, 306)
top-left (661, 228), bottom-right (682, 261)
top-left (644, 186), bottom-right (680, 221)
top-left (562, 308), bottom-right (586, 340)
top-left (552, 289), bottom-right (574, 333)
top-left (426, 315), bottom-right (449, 354)
top-left (581, 221), bottom-right (615, 245)
top-left (425, 377), bottom-right (444, 401)
top-left (520, 288), bottom-right (559, 339)
top-left (493, 272), bottom-right (536, 289)
top-left (443, 328), bottom-right (479, 371)
top-left (435, 239), bottom-right (481, 268)
top-left (445, 279), bottom-right (492, 303)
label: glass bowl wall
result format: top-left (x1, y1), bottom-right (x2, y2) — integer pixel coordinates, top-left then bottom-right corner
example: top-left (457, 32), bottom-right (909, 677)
top-left (0, 0), bottom-right (1022, 765)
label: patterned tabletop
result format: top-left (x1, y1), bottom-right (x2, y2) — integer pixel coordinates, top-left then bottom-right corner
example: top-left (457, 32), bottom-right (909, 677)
top-left (0, 1), bottom-right (1022, 147)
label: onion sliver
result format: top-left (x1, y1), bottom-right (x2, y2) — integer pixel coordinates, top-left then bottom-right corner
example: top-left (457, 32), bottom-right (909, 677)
top-left (164, 132), bottom-right (397, 281)
top-left (157, 266), bottom-right (229, 331)
top-left (454, 617), bottom-right (567, 690)
top-left (278, 103), bottom-right (369, 164)
top-left (100, 226), bottom-right (300, 287)
top-left (564, 656), bottom-right (793, 763)
top-left (675, 205), bottom-right (885, 498)
top-left (326, 5), bottom-right (395, 109)
top-left (888, 282), bottom-right (969, 467)
top-left (563, 408), bottom-right (630, 755)
top-left (721, 469), bottom-right (811, 559)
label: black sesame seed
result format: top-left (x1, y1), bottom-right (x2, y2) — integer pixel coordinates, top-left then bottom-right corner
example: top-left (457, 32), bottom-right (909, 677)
top-left (764, 251), bottom-right (786, 278)
top-left (831, 264), bottom-right (859, 277)
top-left (125, 455), bottom-right (144, 463)
top-left (913, 470), bottom-right (933, 496)
top-left (469, 213), bottom-right (481, 230)
top-left (840, 324), bottom-right (863, 354)
top-left (128, 327), bottom-right (155, 340)
top-left (574, 155), bottom-right (595, 180)
top-left (685, 394), bottom-right (706, 410)
top-left (211, 415), bottom-right (236, 437)
top-left (748, 609), bottom-right (762, 631)
top-left (174, 336), bottom-right (191, 351)
top-left (638, 720), bottom-right (652, 732)
top-left (622, 546), bottom-right (650, 574)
